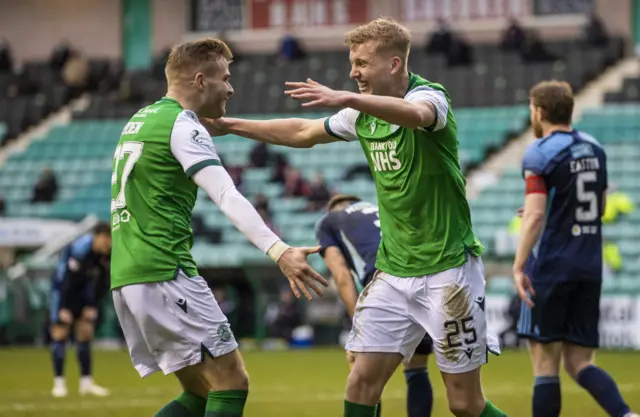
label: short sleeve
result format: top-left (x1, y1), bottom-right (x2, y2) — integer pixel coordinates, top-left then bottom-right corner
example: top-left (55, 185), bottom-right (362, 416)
top-left (315, 214), bottom-right (340, 256)
top-left (170, 110), bottom-right (222, 178)
top-left (324, 108), bottom-right (359, 142)
top-left (69, 235), bottom-right (92, 260)
top-left (405, 86), bottom-right (449, 132)
top-left (522, 145), bottom-right (547, 177)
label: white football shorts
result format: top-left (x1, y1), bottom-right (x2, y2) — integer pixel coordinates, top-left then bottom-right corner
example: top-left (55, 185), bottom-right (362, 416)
top-left (346, 255), bottom-right (500, 374)
top-left (112, 270), bottom-right (238, 378)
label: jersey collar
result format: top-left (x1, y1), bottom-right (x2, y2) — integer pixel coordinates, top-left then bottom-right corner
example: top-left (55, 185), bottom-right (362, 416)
top-left (405, 73), bottom-right (418, 95)
top-left (158, 97), bottom-right (182, 107)
top-left (543, 128), bottom-right (576, 141)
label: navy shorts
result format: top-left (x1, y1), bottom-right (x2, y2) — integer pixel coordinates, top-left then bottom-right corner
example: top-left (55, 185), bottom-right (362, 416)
top-left (517, 281), bottom-right (601, 348)
top-left (413, 333), bottom-right (434, 355)
top-left (49, 289), bottom-right (91, 325)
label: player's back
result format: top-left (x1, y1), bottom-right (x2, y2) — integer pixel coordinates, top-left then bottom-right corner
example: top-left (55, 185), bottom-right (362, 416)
top-left (110, 98), bottom-right (202, 289)
top-left (53, 234), bottom-right (93, 284)
top-left (316, 201), bottom-right (381, 287)
top-left (523, 130), bottom-right (607, 282)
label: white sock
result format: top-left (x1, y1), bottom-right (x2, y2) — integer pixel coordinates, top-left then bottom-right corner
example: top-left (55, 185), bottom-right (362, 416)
top-left (54, 377), bottom-right (66, 388)
top-left (80, 376), bottom-right (93, 388)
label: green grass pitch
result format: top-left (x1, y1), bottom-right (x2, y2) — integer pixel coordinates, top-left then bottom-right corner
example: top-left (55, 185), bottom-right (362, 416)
top-left (0, 348), bottom-right (638, 416)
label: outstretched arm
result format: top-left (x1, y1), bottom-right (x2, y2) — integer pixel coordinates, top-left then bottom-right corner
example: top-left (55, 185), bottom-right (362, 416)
top-left (284, 79), bottom-right (445, 130)
top-left (193, 166), bottom-right (280, 252)
top-left (171, 110), bottom-right (328, 299)
top-left (202, 116), bottom-right (341, 148)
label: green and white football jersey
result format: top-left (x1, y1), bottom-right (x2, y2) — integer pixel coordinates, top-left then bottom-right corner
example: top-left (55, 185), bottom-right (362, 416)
top-left (110, 97), bottom-right (220, 289)
top-left (324, 73), bottom-right (483, 277)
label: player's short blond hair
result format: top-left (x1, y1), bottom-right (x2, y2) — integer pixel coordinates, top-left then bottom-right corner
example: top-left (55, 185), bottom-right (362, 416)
top-left (165, 38), bottom-right (233, 80)
top-left (529, 80), bottom-right (574, 125)
top-left (345, 18), bottom-right (411, 60)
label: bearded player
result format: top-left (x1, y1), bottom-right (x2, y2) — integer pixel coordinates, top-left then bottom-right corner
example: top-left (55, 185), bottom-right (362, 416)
top-left (513, 80), bottom-right (638, 417)
top-left (204, 18), bottom-right (505, 417)
top-left (110, 39), bottom-right (327, 417)
top-left (316, 194), bottom-right (434, 417)
top-left (49, 222), bottom-right (111, 398)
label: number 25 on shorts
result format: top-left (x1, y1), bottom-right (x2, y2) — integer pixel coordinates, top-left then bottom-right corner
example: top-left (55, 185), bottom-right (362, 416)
top-left (444, 317), bottom-right (477, 348)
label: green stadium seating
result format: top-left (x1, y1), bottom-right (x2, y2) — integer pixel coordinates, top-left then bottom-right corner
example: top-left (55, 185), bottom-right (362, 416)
top-left (0, 107), bottom-right (529, 267)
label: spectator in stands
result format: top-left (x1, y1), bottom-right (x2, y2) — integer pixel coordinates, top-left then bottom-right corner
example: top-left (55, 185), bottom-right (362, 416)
top-left (227, 166), bottom-right (245, 193)
top-left (98, 61), bottom-right (124, 94)
top-left (270, 153), bottom-right (290, 184)
top-left (0, 38), bottom-right (13, 73)
top-left (490, 212), bottom-right (522, 256)
top-left (603, 238), bottom-right (622, 281)
top-left (259, 208), bottom-right (279, 237)
top-left (267, 286), bottom-right (303, 342)
top-left (254, 194), bottom-right (279, 234)
top-left (520, 32), bottom-right (558, 63)
top-left (50, 41), bottom-right (73, 71)
top-left (279, 31), bottom-right (306, 62)
top-left (254, 193), bottom-right (271, 215)
top-left (152, 47), bottom-right (171, 80)
top-left (426, 19), bottom-right (453, 54)
top-left (584, 11), bottom-right (609, 47)
top-left (603, 184), bottom-right (635, 223)
top-left (307, 172), bottom-right (332, 211)
top-left (191, 214), bottom-right (221, 244)
top-left (0, 195), bottom-right (5, 216)
top-left (62, 54), bottom-right (89, 96)
top-left (249, 142), bottom-right (271, 168)
top-left (118, 71), bottom-right (146, 103)
top-left (283, 167), bottom-right (311, 198)
top-left (31, 168), bottom-right (58, 203)
top-left (212, 287), bottom-right (236, 320)
top-left (446, 36), bottom-right (473, 67)
top-left (500, 17), bottom-right (526, 51)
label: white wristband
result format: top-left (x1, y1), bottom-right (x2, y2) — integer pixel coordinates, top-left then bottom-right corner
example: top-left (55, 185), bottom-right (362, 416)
top-left (267, 240), bottom-right (290, 262)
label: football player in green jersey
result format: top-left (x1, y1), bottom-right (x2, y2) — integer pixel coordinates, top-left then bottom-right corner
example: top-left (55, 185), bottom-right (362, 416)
top-left (110, 39), bottom-right (328, 417)
top-left (203, 19), bottom-right (506, 417)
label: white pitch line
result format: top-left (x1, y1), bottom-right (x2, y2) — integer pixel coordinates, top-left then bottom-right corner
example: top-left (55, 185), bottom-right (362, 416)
top-left (0, 384), bottom-right (637, 414)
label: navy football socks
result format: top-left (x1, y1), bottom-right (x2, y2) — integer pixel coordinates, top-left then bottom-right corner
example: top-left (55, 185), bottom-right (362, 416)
top-left (577, 365), bottom-right (631, 417)
top-left (533, 376), bottom-right (561, 417)
top-left (51, 340), bottom-right (66, 377)
top-left (404, 367), bottom-right (433, 417)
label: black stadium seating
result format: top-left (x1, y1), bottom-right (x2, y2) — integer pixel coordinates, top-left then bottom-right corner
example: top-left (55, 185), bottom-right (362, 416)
top-left (605, 76), bottom-right (640, 103)
top-left (0, 37), bottom-right (626, 143)
top-left (72, 38), bottom-right (625, 120)
top-left (0, 62), bottom-right (73, 144)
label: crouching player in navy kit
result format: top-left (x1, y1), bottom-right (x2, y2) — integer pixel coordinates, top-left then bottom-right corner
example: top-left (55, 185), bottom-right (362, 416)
top-left (513, 81), bottom-right (638, 417)
top-left (50, 222), bottom-right (112, 398)
top-left (316, 194), bottom-right (434, 417)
